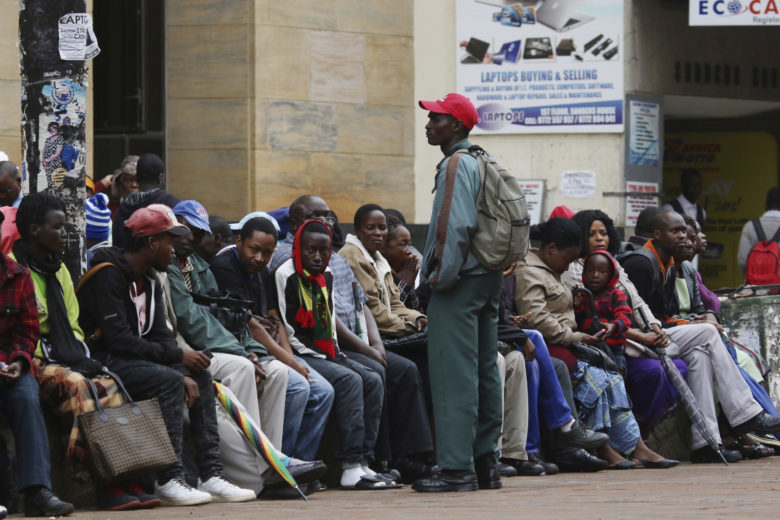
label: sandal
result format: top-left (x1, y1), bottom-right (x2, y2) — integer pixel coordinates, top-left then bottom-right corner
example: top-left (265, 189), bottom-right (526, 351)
top-left (726, 435), bottom-right (774, 460)
top-left (340, 474), bottom-right (401, 490)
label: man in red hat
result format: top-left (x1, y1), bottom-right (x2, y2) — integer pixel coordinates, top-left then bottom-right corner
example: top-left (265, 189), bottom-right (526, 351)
top-left (413, 94), bottom-right (504, 492)
top-left (77, 204), bottom-right (254, 506)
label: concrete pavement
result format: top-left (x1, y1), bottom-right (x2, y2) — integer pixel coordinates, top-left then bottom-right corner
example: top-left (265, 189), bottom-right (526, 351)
top-left (32, 457), bottom-right (780, 519)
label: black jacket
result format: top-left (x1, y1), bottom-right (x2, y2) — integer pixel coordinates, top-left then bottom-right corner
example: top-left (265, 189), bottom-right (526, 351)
top-left (209, 247), bottom-right (277, 317)
top-left (77, 246), bottom-right (182, 366)
top-left (619, 246), bottom-right (679, 325)
top-left (111, 189), bottom-right (181, 249)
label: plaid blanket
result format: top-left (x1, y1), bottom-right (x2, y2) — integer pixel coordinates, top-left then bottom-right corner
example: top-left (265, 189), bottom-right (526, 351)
top-left (33, 358), bottom-right (124, 464)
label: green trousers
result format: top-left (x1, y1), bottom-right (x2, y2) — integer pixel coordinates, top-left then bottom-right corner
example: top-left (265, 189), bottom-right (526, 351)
top-left (427, 270), bottom-right (503, 470)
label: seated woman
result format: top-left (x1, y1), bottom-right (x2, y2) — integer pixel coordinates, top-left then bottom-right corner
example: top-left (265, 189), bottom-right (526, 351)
top-left (498, 266), bottom-right (610, 474)
top-left (338, 205), bottom-right (435, 482)
top-left (515, 217), bottom-right (676, 469)
top-left (339, 204), bottom-right (427, 337)
top-left (565, 210), bottom-right (689, 433)
top-left (380, 219), bottom-right (427, 313)
top-left (11, 192), bottom-right (158, 511)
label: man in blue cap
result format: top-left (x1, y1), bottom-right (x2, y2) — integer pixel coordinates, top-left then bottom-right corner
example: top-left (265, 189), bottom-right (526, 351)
top-left (166, 201), bottom-right (326, 491)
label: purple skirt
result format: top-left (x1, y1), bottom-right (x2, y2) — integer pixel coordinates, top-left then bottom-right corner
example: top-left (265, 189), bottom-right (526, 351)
top-left (625, 356), bottom-right (689, 428)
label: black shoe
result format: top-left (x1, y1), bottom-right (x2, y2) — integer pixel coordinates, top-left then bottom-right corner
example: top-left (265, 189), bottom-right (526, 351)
top-left (258, 480), bottom-right (320, 500)
top-left (690, 445), bottom-right (742, 464)
top-left (412, 469), bottom-right (478, 492)
top-left (393, 458), bottom-right (434, 484)
top-left (556, 420), bottom-right (609, 450)
top-left (263, 460), bottom-right (327, 487)
top-left (528, 453), bottom-right (559, 475)
top-left (474, 455), bottom-right (502, 489)
top-left (495, 461), bottom-right (518, 477)
top-left (0, 453), bottom-right (18, 514)
top-left (499, 457), bottom-right (544, 476)
top-left (23, 487), bottom-right (74, 517)
top-left (555, 447), bottom-right (608, 473)
top-left (733, 412), bottom-right (780, 436)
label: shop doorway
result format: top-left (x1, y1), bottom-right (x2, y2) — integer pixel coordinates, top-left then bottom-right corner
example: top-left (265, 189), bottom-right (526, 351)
top-left (663, 96), bottom-right (780, 288)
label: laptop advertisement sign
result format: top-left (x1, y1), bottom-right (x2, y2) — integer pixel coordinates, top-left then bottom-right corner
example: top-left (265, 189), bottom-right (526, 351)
top-left (457, 0), bottom-right (624, 134)
top-left (690, 0), bottom-right (780, 25)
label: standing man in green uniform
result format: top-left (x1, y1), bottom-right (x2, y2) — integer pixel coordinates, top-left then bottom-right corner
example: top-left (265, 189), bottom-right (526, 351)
top-left (413, 93), bottom-right (503, 492)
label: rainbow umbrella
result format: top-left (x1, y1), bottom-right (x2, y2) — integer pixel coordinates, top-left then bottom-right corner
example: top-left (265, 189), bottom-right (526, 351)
top-left (212, 381), bottom-right (307, 500)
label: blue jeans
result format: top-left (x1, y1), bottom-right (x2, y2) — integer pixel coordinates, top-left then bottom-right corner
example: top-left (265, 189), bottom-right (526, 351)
top-left (524, 329), bottom-right (573, 454)
top-left (0, 371), bottom-right (51, 490)
top-left (282, 356), bottom-right (334, 460)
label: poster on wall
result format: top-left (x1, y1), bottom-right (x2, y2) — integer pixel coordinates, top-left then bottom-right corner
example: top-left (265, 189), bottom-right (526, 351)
top-left (625, 181), bottom-right (659, 227)
top-left (689, 0), bottom-right (780, 26)
top-left (36, 79), bottom-right (87, 193)
top-left (663, 132), bottom-right (778, 288)
top-left (629, 101), bottom-right (660, 166)
top-left (456, 0), bottom-right (624, 134)
top-left (518, 179), bottom-right (545, 224)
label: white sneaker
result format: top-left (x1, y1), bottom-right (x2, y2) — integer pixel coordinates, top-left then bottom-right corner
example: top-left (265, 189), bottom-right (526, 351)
top-left (155, 478), bottom-right (213, 506)
top-left (198, 476), bottom-right (255, 503)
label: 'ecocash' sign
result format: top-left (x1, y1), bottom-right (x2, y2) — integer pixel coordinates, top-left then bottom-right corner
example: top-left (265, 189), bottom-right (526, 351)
top-left (690, 0), bottom-right (780, 25)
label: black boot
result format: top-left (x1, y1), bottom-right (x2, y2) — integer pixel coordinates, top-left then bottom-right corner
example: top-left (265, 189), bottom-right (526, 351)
top-left (474, 455), bottom-right (502, 489)
top-left (23, 487), bottom-right (74, 517)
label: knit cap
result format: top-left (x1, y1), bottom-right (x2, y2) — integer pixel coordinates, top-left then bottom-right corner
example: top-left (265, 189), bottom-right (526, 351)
top-left (86, 193), bottom-right (111, 241)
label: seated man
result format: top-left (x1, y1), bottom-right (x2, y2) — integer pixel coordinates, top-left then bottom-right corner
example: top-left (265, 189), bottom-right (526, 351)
top-left (270, 196), bottom-right (434, 482)
top-left (166, 200), bottom-right (290, 449)
top-left (12, 192), bottom-right (156, 511)
top-left (195, 215), bottom-right (233, 262)
top-left (209, 216), bottom-right (333, 461)
top-left (111, 153), bottom-right (180, 249)
top-left (621, 210), bottom-right (780, 462)
top-left (0, 207), bottom-right (73, 517)
top-left (77, 204), bottom-right (254, 505)
top-left (276, 219), bottom-right (389, 489)
top-left (155, 269), bottom-right (327, 497)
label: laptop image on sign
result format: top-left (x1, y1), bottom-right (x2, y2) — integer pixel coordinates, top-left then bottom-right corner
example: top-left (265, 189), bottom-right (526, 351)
top-left (537, 0), bottom-right (594, 32)
top-left (460, 37), bottom-right (490, 64)
top-left (496, 40), bottom-right (522, 63)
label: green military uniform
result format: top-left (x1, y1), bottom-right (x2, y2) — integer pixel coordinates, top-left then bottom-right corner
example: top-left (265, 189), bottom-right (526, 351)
top-left (421, 138), bottom-right (503, 471)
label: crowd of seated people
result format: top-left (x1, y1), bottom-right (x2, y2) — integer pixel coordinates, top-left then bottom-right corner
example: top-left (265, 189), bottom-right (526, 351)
top-left (2, 151), bottom-right (780, 516)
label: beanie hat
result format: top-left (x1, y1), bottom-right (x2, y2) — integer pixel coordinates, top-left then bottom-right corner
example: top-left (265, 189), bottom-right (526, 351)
top-left (85, 193), bottom-right (111, 241)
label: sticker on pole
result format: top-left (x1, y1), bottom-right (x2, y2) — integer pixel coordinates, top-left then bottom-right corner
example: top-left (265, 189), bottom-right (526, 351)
top-left (58, 13), bottom-right (100, 60)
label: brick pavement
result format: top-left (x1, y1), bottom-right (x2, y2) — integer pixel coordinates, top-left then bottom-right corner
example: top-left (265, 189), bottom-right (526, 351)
top-left (22, 457), bottom-right (780, 519)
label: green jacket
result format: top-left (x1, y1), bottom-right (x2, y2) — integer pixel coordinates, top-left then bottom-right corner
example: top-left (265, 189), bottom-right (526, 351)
top-left (9, 253), bottom-right (83, 358)
top-left (167, 253), bottom-right (267, 357)
top-left (421, 139), bottom-right (490, 291)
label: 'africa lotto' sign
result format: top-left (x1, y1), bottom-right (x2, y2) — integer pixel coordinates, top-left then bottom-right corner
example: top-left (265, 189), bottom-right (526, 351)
top-left (690, 0), bottom-right (780, 25)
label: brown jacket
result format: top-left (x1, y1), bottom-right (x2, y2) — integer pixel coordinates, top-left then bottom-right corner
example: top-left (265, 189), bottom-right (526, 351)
top-left (514, 249), bottom-right (585, 346)
top-left (340, 235), bottom-right (424, 337)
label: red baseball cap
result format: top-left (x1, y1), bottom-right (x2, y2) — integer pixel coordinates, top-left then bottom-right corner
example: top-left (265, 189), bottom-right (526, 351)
top-left (125, 203), bottom-right (189, 238)
top-left (418, 93), bottom-right (479, 130)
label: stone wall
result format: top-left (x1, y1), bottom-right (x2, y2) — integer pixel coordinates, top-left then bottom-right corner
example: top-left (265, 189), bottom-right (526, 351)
top-left (253, 0), bottom-right (415, 223)
top-left (165, 0), bottom-right (255, 219)
top-left (0, 2), bottom-right (20, 163)
top-left (165, 0), bottom-right (415, 222)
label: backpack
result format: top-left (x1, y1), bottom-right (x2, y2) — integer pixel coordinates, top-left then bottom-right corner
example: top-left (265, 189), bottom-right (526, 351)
top-left (443, 145), bottom-right (531, 270)
top-left (745, 219), bottom-right (780, 285)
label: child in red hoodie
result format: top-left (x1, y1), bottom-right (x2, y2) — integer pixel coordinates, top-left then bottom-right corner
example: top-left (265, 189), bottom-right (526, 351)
top-left (574, 250), bottom-right (633, 373)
